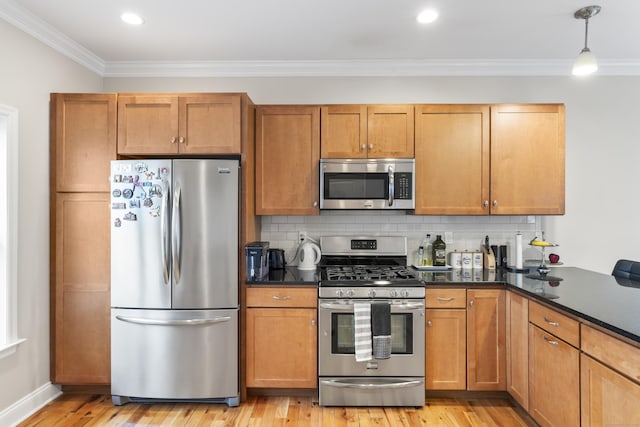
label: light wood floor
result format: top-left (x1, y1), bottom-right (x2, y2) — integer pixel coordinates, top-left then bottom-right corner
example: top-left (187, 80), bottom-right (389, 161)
top-left (19, 394), bottom-right (536, 426)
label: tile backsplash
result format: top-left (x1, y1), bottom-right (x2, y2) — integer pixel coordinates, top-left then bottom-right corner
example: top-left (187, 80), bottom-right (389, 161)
top-left (259, 212), bottom-right (543, 267)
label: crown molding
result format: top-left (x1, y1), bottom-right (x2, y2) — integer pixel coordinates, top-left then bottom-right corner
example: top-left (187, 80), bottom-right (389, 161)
top-left (2, 0), bottom-right (640, 78)
top-left (0, 0), bottom-right (105, 75)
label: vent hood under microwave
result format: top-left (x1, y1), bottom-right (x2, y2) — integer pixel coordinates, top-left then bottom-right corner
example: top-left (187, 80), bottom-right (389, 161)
top-left (320, 159), bottom-right (415, 210)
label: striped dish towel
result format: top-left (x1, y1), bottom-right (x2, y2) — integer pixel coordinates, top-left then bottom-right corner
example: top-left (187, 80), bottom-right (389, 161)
top-left (353, 302), bottom-right (372, 362)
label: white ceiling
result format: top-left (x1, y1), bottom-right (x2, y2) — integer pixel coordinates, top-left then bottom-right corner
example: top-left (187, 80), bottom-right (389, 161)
top-left (1, 0), bottom-right (640, 77)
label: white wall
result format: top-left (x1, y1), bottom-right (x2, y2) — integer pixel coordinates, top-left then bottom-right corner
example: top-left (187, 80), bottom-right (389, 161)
top-left (0, 19), bottom-right (102, 421)
top-left (105, 76), bottom-right (640, 273)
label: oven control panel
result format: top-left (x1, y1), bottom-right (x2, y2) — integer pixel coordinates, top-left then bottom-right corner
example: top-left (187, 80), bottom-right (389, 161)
top-left (319, 287), bottom-right (425, 299)
top-left (350, 239), bottom-right (377, 250)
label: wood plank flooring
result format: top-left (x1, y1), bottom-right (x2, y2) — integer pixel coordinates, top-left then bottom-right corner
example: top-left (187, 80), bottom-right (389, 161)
top-left (18, 394), bottom-right (536, 426)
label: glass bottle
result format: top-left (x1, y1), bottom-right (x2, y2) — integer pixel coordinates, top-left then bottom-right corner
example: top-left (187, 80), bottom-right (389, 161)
top-left (422, 234), bottom-right (433, 266)
top-left (432, 235), bottom-right (446, 266)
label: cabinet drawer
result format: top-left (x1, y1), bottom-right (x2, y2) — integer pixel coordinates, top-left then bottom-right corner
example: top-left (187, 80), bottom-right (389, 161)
top-left (426, 288), bottom-right (466, 308)
top-left (582, 324), bottom-right (640, 383)
top-left (247, 287), bottom-right (317, 308)
top-left (529, 301), bottom-right (579, 347)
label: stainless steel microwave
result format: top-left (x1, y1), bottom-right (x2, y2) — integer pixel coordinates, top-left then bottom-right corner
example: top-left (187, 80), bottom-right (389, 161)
top-left (320, 159), bottom-right (415, 210)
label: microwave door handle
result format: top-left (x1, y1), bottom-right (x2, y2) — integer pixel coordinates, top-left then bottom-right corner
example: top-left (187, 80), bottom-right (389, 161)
top-left (388, 165), bottom-right (394, 207)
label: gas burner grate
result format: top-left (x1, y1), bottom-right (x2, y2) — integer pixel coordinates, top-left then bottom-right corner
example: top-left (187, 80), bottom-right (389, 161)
top-left (323, 265), bottom-right (416, 281)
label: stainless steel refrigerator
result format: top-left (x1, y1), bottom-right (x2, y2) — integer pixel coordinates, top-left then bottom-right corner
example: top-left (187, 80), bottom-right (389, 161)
top-left (110, 159), bottom-right (239, 407)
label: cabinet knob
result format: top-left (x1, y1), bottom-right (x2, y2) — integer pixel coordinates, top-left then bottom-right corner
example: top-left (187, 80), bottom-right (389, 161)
top-left (544, 316), bottom-right (560, 327)
top-left (311, 319), bottom-right (316, 326)
top-left (360, 144), bottom-right (366, 152)
top-left (469, 300), bottom-right (474, 307)
top-left (171, 137), bottom-right (177, 144)
top-left (492, 200), bottom-right (498, 207)
top-left (179, 136), bottom-right (185, 144)
top-left (483, 200), bottom-right (489, 207)
top-left (427, 320), bottom-right (432, 327)
top-left (543, 335), bottom-right (559, 346)
top-left (313, 201), bottom-right (318, 207)
top-left (368, 144), bottom-right (373, 150)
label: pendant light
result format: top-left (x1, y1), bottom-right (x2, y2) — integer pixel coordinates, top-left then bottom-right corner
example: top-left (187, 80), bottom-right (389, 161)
top-left (572, 5), bottom-right (601, 76)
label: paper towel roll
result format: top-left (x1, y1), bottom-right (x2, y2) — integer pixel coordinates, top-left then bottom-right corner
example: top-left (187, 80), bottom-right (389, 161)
top-left (515, 232), bottom-right (523, 269)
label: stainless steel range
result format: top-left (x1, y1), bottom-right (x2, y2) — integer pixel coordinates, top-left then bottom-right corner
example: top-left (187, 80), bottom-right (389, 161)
top-left (318, 236), bottom-right (425, 407)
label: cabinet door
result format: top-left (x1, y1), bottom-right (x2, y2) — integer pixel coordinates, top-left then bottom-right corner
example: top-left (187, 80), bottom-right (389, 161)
top-left (506, 291), bottom-right (529, 410)
top-left (467, 289), bottom-right (506, 390)
top-left (117, 95), bottom-right (179, 154)
top-left (426, 309), bottom-right (466, 390)
top-left (415, 105), bottom-right (490, 214)
top-left (51, 93), bottom-right (117, 192)
top-left (581, 354), bottom-right (640, 426)
top-left (529, 324), bottom-right (579, 427)
top-left (367, 105), bottom-right (414, 158)
top-left (246, 308), bottom-right (317, 388)
top-left (53, 193), bottom-right (110, 384)
top-left (490, 104), bottom-right (565, 214)
top-left (320, 105), bottom-right (367, 158)
top-left (179, 94), bottom-right (241, 154)
top-left (256, 106), bottom-right (320, 215)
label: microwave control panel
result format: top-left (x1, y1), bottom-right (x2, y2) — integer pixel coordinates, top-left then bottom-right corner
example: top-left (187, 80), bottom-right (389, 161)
top-left (395, 172), bottom-right (412, 199)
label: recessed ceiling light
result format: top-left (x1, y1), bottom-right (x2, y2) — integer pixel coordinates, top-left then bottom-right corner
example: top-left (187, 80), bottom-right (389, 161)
top-left (417, 9), bottom-right (439, 24)
top-left (121, 12), bottom-right (144, 25)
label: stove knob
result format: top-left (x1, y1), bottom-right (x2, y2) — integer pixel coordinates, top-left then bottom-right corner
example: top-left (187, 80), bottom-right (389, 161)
top-left (368, 289), bottom-right (376, 298)
top-left (345, 289), bottom-right (354, 297)
top-left (401, 289), bottom-right (410, 298)
top-left (390, 289), bottom-right (399, 298)
top-left (335, 289), bottom-right (344, 297)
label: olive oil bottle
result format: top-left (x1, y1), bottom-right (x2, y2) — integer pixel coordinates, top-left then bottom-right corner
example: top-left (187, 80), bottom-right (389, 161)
top-left (432, 235), bottom-right (446, 266)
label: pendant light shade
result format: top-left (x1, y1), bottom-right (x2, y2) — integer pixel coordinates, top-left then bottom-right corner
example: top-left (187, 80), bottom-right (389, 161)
top-left (572, 5), bottom-right (601, 76)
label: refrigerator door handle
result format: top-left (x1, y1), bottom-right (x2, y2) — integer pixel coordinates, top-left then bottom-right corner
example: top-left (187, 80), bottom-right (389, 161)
top-left (161, 179), bottom-right (170, 285)
top-left (172, 184), bottom-right (182, 284)
top-left (115, 314), bottom-right (232, 326)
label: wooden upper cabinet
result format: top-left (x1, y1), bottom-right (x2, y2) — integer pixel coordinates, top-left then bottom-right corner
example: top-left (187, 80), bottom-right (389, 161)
top-left (51, 93), bottom-right (117, 192)
top-left (367, 105), bottom-right (414, 158)
top-left (321, 105), bottom-right (367, 158)
top-left (256, 106), bottom-right (320, 215)
top-left (320, 104), bottom-right (414, 158)
top-left (415, 105), bottom-right (490, 215)
top-left (490, 104), bottom-right (565, 215)
top-left (117, 93), bottom-right (242, 155)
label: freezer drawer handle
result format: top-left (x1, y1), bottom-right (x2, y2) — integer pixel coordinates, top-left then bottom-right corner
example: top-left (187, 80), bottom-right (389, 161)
top-left (320, 379), bottom-right (423, 389)
top-left (115, 315), bottom-right (231, 326)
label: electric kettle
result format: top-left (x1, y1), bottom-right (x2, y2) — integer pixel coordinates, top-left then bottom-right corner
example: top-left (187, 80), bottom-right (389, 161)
top-left (297, 241), bottom-right (321, 270)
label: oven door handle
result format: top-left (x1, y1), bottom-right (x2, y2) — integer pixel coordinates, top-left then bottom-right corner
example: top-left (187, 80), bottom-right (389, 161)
top-left (319, 301), bottom-right (425, 310)
top-left (320, 379), bottom-right (423, 389)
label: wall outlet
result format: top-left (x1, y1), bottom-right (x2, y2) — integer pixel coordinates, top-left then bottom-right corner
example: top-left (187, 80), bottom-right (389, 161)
top-left (298, 231), bottom-right (308, 243)
top-left (444, 232), bottom-right (453, 244)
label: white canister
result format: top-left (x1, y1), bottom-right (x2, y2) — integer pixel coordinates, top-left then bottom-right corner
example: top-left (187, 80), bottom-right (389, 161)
top-left (461, 251), bottom-right (473, 269)
top-left (473, 251), bottom-right (483, 269)
top-left (448, 251), bottom-right (462, 268)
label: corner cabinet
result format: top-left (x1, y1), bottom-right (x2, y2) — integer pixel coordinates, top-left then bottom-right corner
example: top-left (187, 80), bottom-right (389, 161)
top-left (50, 93), bottom-right (116, 384)
top-left (245, 287), bottom-right (317, 388)
top-left (490, 104), bottom-right (565, 215)
top-left (255, 106), bottom-right (320, 215)
top-left (415, 105), bottom-right (490, 215)
top-left (117, 93), bottom-right (242, 155)
top-left (321, 105), bottom-right (414, 158)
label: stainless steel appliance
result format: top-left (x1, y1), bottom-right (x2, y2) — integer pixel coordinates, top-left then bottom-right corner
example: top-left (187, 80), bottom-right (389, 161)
top-left (318, 236), bottom-right (425, 407)
top-left (110, 159), bottom-right (239, 407)
top-left (320, 159), bottom-right (415, 210)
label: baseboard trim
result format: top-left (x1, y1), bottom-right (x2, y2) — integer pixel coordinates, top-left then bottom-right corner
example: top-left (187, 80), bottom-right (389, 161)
top-left (0, 382), bottom-right (62, 427)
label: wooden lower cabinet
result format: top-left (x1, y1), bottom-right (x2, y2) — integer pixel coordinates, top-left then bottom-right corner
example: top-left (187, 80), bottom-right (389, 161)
top-left (467, 289), bottom-right (506, 390)
top-left (529, 324), bottom-right (579, 427)
top-left (506, 291), bottom-right (529, 410)
top-left (425, 309), bottom-right (466, 390)
top-left (245, 287), bottom-right (317, 388)
top-left (52, 192), bottom-right (111, 384)
top-left (581, 354), bottom-right (640, 426)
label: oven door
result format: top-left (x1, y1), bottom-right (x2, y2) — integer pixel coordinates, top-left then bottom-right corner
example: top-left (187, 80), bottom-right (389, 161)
top-left (318, 299), bottom-right (425, 377)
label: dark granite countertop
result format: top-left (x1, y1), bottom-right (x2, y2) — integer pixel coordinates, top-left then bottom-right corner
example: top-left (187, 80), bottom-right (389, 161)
top-left (248, 265), bottom-right (640, 344)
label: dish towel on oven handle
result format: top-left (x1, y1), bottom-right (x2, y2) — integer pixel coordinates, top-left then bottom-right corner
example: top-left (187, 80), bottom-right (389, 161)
top-left (353, 302), bottom-right (372, 362)
top-left (372, 302), bottom-right (392, 359)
